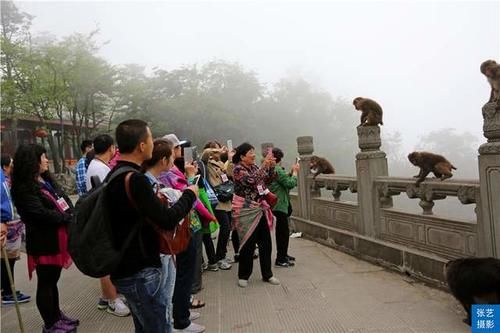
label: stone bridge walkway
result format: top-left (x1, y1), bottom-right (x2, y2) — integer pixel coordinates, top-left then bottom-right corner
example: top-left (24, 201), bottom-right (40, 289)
top-left (1, 237), bottom-right (468, 332)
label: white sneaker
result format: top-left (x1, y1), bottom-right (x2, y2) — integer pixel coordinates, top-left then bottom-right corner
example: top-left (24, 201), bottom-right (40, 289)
top-left (189, 311), bottom-right (200, 321)
top-left (107, 298), bottom-right (130, 317)
top-left (265, 276), bottom-right (280, 285)
top-left (173, 322), bottom-right (206, 332)
top-left (238, 279), bottom-right (248, 288)
top-left (217, 259), bottom-right (232, 270)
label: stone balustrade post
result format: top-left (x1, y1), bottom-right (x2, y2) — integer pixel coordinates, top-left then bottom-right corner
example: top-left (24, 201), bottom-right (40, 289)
top-left (477, 102), bottom-right (500, 258)
top-left (296, 136), bottom-right (319, 220)
top-left (356, 126), bottom-right (389, 237)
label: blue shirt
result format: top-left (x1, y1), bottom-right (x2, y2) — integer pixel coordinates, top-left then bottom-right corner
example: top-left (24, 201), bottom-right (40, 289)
top-left (75, 157), bottom-right (87, 196)
top-left (0, 172), bottom-right (13, 222)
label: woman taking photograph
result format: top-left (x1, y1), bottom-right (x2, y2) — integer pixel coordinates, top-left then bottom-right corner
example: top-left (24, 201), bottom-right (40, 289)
top-left (11, 144), bottom-right (78, 333)
top-left (142, 138), bottom-right (197, 333)
top-left (232, 142), bottom-right (279, 288)
top-left (268, 148), bottom-right (300, 267)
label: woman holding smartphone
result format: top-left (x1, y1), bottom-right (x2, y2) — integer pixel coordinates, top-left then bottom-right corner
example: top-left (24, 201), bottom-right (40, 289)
top-left (268, 148), bottom-right (300, 267)
top-left (232, 143), bottom-right (279, 288)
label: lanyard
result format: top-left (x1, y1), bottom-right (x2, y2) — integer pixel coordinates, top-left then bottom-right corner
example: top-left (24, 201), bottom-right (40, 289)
top-left (40, 180), bottom-right (59, 198)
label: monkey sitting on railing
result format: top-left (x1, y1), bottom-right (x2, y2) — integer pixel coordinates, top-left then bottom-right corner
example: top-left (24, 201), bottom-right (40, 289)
top-left (310, 155), bottom-right (335, 179)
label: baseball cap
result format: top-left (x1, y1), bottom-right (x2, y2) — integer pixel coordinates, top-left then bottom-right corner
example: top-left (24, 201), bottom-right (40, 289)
top-left (162, 133), bottom-right (187, 147)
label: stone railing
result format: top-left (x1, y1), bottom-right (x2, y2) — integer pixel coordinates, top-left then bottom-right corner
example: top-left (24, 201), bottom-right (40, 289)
top-left (310, 174), bottom-right (357, 201)
top-left (286, 102), bottom-right (500, 286)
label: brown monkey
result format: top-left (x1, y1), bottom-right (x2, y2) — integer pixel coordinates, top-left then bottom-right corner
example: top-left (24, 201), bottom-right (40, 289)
top-left (310, 155), bottom-right (335, 179)
top-left (408, 151), bottom-right (456, 186)
top-left (445, 257), bottom-right (500, 326)
top-left (353, 97), bottom-right (384, 126)
top-left (480, 59), bottom-right (500, 105)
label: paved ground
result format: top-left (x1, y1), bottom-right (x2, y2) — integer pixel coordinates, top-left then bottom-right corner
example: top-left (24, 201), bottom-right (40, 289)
top-left (1, 237), bottom-right (469, 333)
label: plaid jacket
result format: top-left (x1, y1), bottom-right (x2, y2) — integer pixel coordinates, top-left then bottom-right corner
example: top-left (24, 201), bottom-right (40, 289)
top-left (75, 157), bottom-right (87, 196)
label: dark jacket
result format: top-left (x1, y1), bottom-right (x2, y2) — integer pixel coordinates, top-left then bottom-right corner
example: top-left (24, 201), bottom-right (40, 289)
top-left (107, 161), bottom-right (196, 280)
top-left (13, 182), bottom-right (73, 256)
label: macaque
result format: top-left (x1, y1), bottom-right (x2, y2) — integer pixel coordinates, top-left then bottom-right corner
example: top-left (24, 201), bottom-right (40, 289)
top-left (310, 155), bottom-right (335, 179)
top-left (480, 59), bottom-right (500, 105)
top-left (408, 151), bottom-right (456, 186)
top-left (445, 257), bottom-right (500, 325)
top-left (353, 97), bottom-right (384, 126)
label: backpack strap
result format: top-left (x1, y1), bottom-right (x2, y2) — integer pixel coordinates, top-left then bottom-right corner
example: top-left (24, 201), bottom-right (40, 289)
top-left (109, 167), bottom-right (148, 259)
top-left (105, 166), bottom-right (138, 184)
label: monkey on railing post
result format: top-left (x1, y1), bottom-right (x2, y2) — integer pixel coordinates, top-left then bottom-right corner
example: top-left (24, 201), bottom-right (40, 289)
top-left (480, 59), bottom-right (500, 108)
top-left (353, 97), bottom-right (384, 126)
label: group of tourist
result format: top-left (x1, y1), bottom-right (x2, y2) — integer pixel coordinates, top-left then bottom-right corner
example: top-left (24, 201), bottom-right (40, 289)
top-left (0, 118), bottom-right (300, 333)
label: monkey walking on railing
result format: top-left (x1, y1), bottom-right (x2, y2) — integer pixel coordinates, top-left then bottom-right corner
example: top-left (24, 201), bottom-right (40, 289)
top-left (407, 151), bottom-right (456, 187)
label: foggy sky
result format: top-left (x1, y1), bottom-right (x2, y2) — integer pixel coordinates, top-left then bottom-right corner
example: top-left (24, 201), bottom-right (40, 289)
top-left (17, 0), bottom-right (500, 150)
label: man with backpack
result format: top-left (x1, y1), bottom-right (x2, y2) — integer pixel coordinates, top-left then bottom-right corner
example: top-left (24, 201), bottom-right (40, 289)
top-left (85, 134), bottom-right (130, 317)
top-left (88, 120), bottom-right (197, 332)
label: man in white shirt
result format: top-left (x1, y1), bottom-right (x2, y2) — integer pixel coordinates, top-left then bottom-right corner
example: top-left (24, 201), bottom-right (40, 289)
top-left (85, 134), bottom-right (130, 317)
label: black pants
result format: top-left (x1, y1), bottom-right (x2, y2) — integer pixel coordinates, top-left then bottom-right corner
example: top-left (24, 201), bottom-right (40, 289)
top-left (1, 258), bottom-right (16, 296)
top-left (36, 265), bottom-right (62, 328)
top-left (203, 210), bottom-right (232, 263)
top-left (238, 216), bottom-right (273, 281)
top-left (191, 231), bottom-right (203, 294)
top-left (274, 211), bottom-right (290, 262)
top-left (231, 228), bottom-right (240, 254)
top-left (173, 231), bottom-right (197, 329)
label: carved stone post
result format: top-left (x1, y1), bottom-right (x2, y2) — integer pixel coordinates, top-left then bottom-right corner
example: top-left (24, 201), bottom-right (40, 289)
top-left (477, 102), bottom-right (500, 258)
top-left (296, 136), bottom-right (319, 219)
top-left (356, 126), bottom-right (389, 237)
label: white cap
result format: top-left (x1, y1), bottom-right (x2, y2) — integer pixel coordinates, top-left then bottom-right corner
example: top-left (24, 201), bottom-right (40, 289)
top-left (162, 133), bottom-right (187, 147)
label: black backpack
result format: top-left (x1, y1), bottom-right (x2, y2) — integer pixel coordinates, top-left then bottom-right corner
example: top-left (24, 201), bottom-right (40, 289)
top-left (69, 166), bottom-right (139, 278)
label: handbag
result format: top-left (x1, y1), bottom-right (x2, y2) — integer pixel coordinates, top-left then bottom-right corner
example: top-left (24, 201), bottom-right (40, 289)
top-left (264, 191), bottom-right (278, 208)
top-left (213, 180), bottom-right (234, 203)
top-left (125, 174), bottom-right (191, 255)
top-left (153, 188), bottom-right (191, 255)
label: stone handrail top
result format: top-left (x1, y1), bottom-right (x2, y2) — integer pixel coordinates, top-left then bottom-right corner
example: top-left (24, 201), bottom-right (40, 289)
top-left (375, 176), bottom-right (479, 188)
top-left (375, 176), bottom-right (480, 204)
top-left (307, 174), bottom-right (357, 182)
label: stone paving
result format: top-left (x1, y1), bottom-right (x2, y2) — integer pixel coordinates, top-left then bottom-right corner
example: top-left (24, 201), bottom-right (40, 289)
top-left (1, 237), bottom-right (469, 333)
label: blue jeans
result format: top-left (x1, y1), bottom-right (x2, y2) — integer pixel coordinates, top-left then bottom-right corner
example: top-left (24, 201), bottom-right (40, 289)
top-left (112, 267), bottom-right (167, 333)
top-left (161, 255), bottom-right (176, 333)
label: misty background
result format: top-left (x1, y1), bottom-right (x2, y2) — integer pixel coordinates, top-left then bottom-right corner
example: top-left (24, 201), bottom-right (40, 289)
top-left (4, 0), bottom-right (500, 220)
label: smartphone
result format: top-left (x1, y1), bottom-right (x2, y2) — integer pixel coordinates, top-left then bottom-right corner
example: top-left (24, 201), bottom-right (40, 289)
top-left (295, 156), bottom-right (301, 164)
top-left (227, 139), bottom-right (233, 152)
top-left (266, 147), bottom-right (273, 158)
top-left (192, 146), bottom-right (199, 161)
top-left (192, 174), bottom-right (201, 186)
top-left (184, 147), bottom-right (193, 163)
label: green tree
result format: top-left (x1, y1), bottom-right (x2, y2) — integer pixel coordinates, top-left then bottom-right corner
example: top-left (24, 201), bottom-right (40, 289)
top-left (0, 0), bottom-right (33, 149)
